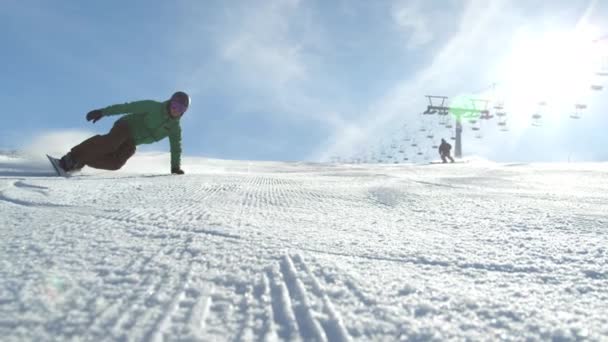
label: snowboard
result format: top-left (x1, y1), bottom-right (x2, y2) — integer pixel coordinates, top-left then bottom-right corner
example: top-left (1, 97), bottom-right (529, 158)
top-left (429, 160), bottom-right (466, 165)
top-left (46, 154), bottom-right (70, 177)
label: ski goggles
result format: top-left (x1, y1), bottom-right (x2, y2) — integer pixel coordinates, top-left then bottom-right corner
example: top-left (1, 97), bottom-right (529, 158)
top-left (170, 100), bottom-right (188, 115)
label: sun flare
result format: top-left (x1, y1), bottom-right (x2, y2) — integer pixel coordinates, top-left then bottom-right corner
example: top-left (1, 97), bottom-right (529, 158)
top-left (495, 27), bottom-right (605, 128)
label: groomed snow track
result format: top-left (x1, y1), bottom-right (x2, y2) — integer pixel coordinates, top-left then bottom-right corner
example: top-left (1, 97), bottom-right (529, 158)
top-left (1, 157), bottom-right (607, 340)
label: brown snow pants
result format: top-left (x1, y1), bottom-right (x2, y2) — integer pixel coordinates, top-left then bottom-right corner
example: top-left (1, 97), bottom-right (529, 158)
top-left (440, 153), bottom-right (455, 163)
top-left (70, 119), bottom-right (136, 170)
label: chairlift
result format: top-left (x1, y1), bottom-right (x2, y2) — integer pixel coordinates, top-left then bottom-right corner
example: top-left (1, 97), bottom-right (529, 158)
top-left (469, 119), bottom-right (477, 124)
top-left (403, 157), bottom-right (409, 161)
top-left (496, 111), bottom-right (507, 117)
top-left (399, 149), bottom-right (405, 153)
top-left (446, 124), bottom-right (453, 129)
top-left (426, 135), bottom-right (434, 139)
top-left (494, 104), bottom-right (504, 110)
top-left (417, 152), bottom-right (423, 156)
top-left (538, 101), bottom-right (547, 106)
top-left (432, 145), bottom-right (438, 149)
top-left (411, 143), bottom-right (418, 147)
top-left (471, 127), bottom-right (480, 131)
top-left (450, 136), bottom-right (456, 140)
top-left (500, 127), bottom-right (509, 132)
top-left (387, 155), bottom-right (393, 159)
top-left (570, 114), bottom-right (581, 119)
top-left (575, 104), bottom-right (587, 110)
top-left (497, 121), bottom-right (507, 127)
top-left (419, 128), bottom-right (427, 132)
top-left (532, 113), bottom-right (542, 120)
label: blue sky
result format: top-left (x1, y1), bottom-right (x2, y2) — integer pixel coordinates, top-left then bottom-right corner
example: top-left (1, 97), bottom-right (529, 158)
top-left (2, 0), bottom-right (608, 162)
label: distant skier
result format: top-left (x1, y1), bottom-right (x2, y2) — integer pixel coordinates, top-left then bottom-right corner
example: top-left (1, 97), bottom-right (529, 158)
top-left (438, 138), bottom-right (455, 163)
top-left (57, 91), bottom-right (190, 175)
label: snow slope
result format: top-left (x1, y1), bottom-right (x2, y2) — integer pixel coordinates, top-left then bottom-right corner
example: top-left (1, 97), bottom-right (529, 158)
top-left (1, 153), bottom-right (607, 341)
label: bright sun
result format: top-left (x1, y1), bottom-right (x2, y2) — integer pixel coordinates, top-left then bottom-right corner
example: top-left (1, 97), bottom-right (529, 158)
top-left (496, 27), bottom-right (605, 128)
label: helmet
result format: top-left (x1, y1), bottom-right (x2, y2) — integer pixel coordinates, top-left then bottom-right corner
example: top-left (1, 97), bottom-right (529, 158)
top-left (169, 91), bottom-right (190, 115)
top-left (171, 91), bottom-right (190, 106)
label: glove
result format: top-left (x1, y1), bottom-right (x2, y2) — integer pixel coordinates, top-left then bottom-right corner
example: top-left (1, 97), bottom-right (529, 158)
top-left (86, 109), bottom-right (104, 123)
top-left (171, 168), bottom-right (185, 175)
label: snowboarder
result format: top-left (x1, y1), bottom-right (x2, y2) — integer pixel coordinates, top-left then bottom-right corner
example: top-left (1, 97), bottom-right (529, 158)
top-left (438, 138), bottom-right (455, 163)
top-left (57, 91), bottom-right (190, 175)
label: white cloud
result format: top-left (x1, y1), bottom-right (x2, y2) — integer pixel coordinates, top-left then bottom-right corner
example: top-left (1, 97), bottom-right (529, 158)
top-left (392, 1), bottom-right (434, 49)
top-left (219, 1), bottom-right (307, 87)
top-left (175, 0), bottom-right (349, 133)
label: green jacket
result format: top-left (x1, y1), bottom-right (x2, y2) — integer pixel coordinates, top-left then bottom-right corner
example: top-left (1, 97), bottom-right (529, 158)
top-left (101, 100), bottom-right (182, 169)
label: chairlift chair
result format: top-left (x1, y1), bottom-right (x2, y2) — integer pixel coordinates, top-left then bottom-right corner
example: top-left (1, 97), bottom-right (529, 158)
top-left (591, 84), bottom-right (604, 91)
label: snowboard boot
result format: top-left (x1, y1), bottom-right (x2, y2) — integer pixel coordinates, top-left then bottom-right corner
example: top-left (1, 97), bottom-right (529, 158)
top-left (59, 152), bottom-right (84, 172)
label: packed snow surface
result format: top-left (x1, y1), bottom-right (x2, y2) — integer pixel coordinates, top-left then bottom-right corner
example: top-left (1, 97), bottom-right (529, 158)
top-left (1, 153), bottom-right (607, 341)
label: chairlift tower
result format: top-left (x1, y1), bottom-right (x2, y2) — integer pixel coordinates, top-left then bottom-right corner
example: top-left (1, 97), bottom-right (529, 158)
top-left (423, 95), bottom-right (490, 158)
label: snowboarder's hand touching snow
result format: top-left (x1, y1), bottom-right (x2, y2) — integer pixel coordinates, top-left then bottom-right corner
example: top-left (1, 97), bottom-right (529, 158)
top-left (86, 110), bottom-right (103, 123)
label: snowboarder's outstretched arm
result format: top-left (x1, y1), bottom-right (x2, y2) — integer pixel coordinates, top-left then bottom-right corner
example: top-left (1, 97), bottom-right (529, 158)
top-left (85, 100), bottom-right (159, 124)
top-left (101, 100), bottom-right (158, 117)
top-left (169, 124), bottom-right (184, 174)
